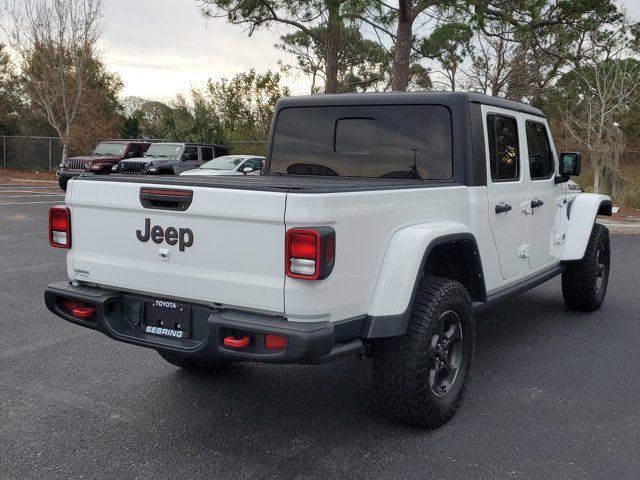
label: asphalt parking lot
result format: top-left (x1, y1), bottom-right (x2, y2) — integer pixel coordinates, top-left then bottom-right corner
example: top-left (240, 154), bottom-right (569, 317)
top-left (1, 189), bottom-right (639, 480)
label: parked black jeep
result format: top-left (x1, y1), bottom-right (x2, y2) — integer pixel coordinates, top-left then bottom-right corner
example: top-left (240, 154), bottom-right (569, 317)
top-left (114, 142), bottom-right (229, 175)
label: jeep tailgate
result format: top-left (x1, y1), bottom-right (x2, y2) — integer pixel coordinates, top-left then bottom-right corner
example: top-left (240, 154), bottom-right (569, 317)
top-left (66, 179), bottom-right (287, 313)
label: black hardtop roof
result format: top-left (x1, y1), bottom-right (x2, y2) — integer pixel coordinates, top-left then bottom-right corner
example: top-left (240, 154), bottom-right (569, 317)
top-left (275, 91), bottom-right (544, 118)
top-left (99, 140), bottom-right (151, 145)
top-left (150, 142), bottom-right (227, 148)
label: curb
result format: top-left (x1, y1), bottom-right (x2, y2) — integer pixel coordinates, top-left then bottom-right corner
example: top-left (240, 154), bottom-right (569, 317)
top-left (9, 178), bottom-right (57, 184)
top-left (597, 220), bottom-right (640, 234)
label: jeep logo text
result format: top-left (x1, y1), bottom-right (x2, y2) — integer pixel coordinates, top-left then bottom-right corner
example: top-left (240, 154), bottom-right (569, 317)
top-left (136, 218), bottom-right (194, 251)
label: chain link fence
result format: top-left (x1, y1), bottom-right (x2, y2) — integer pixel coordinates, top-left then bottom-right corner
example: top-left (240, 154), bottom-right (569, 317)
top-left (1, 136), bottom-right (63, 171)
top-left (0, 136), bottom-right (268, 172)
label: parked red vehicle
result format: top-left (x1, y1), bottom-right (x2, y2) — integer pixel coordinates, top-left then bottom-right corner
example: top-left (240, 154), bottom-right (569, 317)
top-left (57, 140), bottom-right (151, 191)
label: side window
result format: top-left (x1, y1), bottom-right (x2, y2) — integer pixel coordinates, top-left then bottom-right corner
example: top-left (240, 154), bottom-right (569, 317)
top-left (128, 144), bottom-right (142, 157)
top-left (182, 146), bottom-right (198, 162)
top-left (525, 122), bottom-right (554, 180)
top-left (201, 147), bottom-right (213, 161)
top-left (214, 146), bottom-right (229, 157)
top-left (247, 158), bottom-right (264, 170)
top-left (487, 114), bottom-right (519, 181)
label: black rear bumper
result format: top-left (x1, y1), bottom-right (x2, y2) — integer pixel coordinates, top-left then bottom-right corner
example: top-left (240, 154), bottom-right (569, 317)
top-left (59, 171), bottom-right (101, 186)
top-left (59, 171), bottom-right (94, 180)
top-left (44, 282), bottom-right (364, 364)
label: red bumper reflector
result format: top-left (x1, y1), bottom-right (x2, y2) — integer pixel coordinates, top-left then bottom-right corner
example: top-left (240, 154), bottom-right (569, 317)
top-left (71, 306), bottom-right (96, 319)
top-left (223, 335), bottom-right (251, 348)
top-left (265, 334), bottom-right (287, 350)
top-left (63, 300), bottom-right (96, 319)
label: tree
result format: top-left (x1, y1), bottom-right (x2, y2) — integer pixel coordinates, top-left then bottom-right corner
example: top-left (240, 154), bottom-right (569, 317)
top-left (555, 58), bottom-right (640, 201)
top-left (160, 70), bottom-right (288, 146)
top-left (139, 100), bottom-right (172, 139)
top-left (200, 0), bottom-right (349, 93)
top-left (420, 22), bottom-right (472, 91)
top-left (203, 69), bottom-right (289, 141)
top-left (390, 0), bottom-right (438, 91)
top-left (407, 63), bottom-right (432, 90)
top-left (276, 25), bottom-right (390, 93)
top-left (121, 96), bottom-right (146, 118)
top-left (348, 0), bottom-right (443, 91)
top-left (120, 96), bottom-right (171, 139)
top-left (351, 0), bottom-right (627, 92)
top-left (2, 0), bottom-right (105, 163)
top-left (161, 94), bottom-right (204, 143)
top-left (0, 43), bottom-right (22, 135)
top-left (69, 54), bottom-right (123, 153)
top-left (462, 24), bottom-right (516, 97)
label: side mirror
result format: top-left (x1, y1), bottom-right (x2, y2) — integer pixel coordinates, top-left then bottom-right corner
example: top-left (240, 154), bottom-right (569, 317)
top-left (559, 152), bottom-right (581, 176)
top-left (243, 167), bottom-right (254, 175)
top-left (555, 152), bottom-right (581, 184)
top-left (126, 151), bottom-right (137, 158)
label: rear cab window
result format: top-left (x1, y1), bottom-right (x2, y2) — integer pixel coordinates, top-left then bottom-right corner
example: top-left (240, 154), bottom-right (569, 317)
top-left (269, 105), bottom-right (453, 179)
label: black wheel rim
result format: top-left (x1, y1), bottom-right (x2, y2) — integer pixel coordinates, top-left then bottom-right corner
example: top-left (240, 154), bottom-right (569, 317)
top-left (594, 242), bottom-right (608, 294)
top-left (429, 310), bottom-right (463, 397)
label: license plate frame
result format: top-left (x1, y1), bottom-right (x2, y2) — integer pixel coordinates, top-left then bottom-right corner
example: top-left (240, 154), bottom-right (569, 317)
top-left (142, 299), bottom-right (192, 339)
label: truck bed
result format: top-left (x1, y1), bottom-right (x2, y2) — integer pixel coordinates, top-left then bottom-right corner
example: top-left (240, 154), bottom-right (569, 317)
top-left (78, 173), bottom-right (456, 193)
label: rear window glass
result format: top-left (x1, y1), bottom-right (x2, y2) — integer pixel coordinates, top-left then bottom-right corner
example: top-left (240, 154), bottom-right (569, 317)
top-left (269, 105), bottom-right (452, 179)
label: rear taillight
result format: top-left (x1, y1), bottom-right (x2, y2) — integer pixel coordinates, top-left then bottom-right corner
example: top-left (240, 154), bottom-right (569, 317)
top-left (285, 227), bottom-right (335, 280)
top-left (49, 206), bottom-right (71, 248)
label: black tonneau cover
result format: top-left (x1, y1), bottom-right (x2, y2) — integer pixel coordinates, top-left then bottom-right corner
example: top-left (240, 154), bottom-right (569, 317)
top-left (78, 173), bottom-right (459, 194)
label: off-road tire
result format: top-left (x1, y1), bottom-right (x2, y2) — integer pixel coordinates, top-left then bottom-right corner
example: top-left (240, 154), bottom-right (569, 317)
top-left (372, 276), bottom-right (475, 428)
top-left (562, 223), bottom-right (610, 311)
top-left (58, 176), bottom-right (68, 191)
top-left (158, 351), bottom-right (228, 373)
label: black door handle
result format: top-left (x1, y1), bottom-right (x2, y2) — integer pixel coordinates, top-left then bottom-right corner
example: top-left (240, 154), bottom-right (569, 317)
top-left (140, 187), bottom-right (193, 211)
top-left (495, 202), bottom-right (512, 213)
top-left (531, 199), bottom-right (544, 208)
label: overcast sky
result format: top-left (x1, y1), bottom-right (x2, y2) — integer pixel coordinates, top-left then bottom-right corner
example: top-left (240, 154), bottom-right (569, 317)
top-left (100, 0), bottom-right (640, 102)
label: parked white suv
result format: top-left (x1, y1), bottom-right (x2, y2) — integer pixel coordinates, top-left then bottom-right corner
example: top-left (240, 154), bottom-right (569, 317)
top-left (180, 155), bottom-right (265, 176)
top-left (45, 92), bottom-right (611, 427)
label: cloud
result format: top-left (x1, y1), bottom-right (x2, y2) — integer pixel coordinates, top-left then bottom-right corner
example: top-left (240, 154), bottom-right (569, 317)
top-left (99, 0), bottom-right (311, 100)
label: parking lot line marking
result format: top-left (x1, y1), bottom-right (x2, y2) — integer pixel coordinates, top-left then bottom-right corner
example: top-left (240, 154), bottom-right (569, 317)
top-left (0, 184), bottom-right (59, 188)
top-left (1, 193), bottom-right (65, 198)
top-left (9, 178), bottom-right (57, 184)
top-left (1, 261), bottom-right (61, 274)
top-left (0, 186), bottom-right (60, 189)
top-left (0, 331), bottom-right (89, 361)
top-left (0, 200), bottom-right (65, 205)
top-left (2, 193), bottom-right (66, 197)
top-left (0, 230), bottom-right (49, 240)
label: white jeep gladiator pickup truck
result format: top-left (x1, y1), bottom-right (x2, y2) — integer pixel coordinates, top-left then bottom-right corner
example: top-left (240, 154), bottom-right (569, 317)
top-left (45, 92), bottom-right (612, 427)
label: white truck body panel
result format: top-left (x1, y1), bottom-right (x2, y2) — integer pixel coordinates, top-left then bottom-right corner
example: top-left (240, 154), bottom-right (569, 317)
top-left (366, 220), bottom-right (474, 318)
top-left (63, 173), bottom-right (609, 325)
top-left (66, 179), bottom-right (287, 314)
top-left (482, 105), bottom-right (529, 281)
top-left (519, 111), bottom-right (563, 270)
top-left (283, 186), bottom-right (503, 322)
top-left (562, 193), bottom-right (611, 261)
